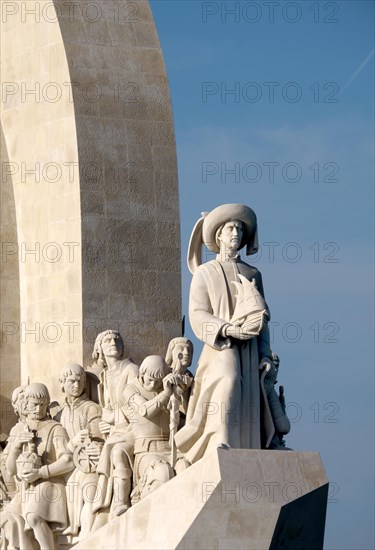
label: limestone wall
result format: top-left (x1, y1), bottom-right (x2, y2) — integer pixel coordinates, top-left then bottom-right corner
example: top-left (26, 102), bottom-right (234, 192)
top-left (1, 0), bottom-right (83, 403)
top-left (0, 0), bottom-right (181, 406)
top-left (0, 127), bottom-right (21, 433)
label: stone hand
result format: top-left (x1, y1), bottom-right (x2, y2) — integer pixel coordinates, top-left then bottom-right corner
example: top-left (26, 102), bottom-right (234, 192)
top-left (99, 421), bottom-right (112, 435)
top-left (85, 443), bottom-right (101, 459)
top-left (15, 432), bottom-right (34, 450)
top-left (20, 468), bottom-right (40, 484)
top-left (241, 312), bottom-right (267, 336)
top-left (71, 429), bottom-right (89, 446)
top-left (173, 373), bottom-right (191, 391)
top-left (163, 373), bottom-right (179, 396)
top-left (259, 358), bottom-right (273, 371)
top-left (86, 445), bottom-right (101, 456)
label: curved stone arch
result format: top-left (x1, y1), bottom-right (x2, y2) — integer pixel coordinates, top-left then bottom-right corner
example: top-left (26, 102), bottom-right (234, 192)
top-left (1, 0), bottom-right (181, 403)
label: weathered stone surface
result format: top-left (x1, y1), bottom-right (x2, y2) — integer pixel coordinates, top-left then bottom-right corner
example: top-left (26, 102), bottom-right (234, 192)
top-left (0, 0), bottom-right (181, 410)
top-left (76, 448), bottom-right (328, 550)
top-left (0, 127), bottom-right (21, 434)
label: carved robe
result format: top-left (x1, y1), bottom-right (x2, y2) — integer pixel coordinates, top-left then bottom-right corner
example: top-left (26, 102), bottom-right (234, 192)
top-left (175, 257), bottom-right (273, 463)
top-left (55, 394), bottom-right (102, 535)
top-left (2, 422), bottom-right (25, 499)
top-left (91, 359), bottom-right (139, 512)
top-left (57, 394), bottom-right (102, 442)
top-left (122, 378), bottom-right (173, 501)
top-left (19, 420), bottom-right (72, 531)
top-left (1, 423), bottom-right (33, 550)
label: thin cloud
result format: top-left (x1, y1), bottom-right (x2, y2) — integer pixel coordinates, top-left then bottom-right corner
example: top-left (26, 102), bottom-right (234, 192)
top-left (340, 49), bottom-right (375, 95)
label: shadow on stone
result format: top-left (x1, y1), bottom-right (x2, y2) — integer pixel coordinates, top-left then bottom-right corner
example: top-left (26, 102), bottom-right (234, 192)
top-left (270, 484), bottom-right (328, 550)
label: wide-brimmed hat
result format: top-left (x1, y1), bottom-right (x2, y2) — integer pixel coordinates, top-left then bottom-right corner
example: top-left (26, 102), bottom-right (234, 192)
top-left (187, 204), bottom-right (258, 273)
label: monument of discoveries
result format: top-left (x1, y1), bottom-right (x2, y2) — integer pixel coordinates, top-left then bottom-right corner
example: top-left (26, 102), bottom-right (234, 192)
top-left (0, 1), bottom-right (328, 549)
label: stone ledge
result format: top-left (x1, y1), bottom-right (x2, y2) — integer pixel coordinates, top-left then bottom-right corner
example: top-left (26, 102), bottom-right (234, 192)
top-left (76, 448), bottom-right (328, 550)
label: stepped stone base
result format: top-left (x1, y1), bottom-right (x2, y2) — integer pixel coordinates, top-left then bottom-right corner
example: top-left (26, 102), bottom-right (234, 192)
top-left (76, 448), bottom-right (328, 550)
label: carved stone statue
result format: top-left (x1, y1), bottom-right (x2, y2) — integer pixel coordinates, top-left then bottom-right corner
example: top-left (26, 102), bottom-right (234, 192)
top-left (175, 204), bottom-right (289, 463)
top-left (122, 356), bottom-right (177, 502)
top-left (55, 363), bottom-right (103, 538)
top-left (0, 386), bottom-right (34, 550)
top-left (260, 353), bottom-right (291, 449)
top-left (87, 330), bottom-right (139, 519)
top-left (1, 386), bottom-right (27, 501)
top-left (165, 337), bottom-right (194, 468)
top-left (0, 205), bottom-right (295, 548)
top-left (165, 337), bottom-right (194, 420)
top-left (4, 383), bottom-right (74, 550)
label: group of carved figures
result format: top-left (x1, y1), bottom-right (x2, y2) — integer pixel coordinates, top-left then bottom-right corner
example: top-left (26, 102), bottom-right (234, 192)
top-left (0, 334), bottom-right (195, 549)
top-left (0, 204), bottom-right (291, 550)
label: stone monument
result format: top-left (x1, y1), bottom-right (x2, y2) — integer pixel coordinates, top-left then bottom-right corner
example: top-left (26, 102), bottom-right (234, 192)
top-left (175, 205), bottom-right (291, 460)
top-left (0, 200), bottom-right (329, 548)
top-left (74, 204), bottom-right (328, 549)
top-left (1, 0), bottom-right (181, 431)
top-left (0, 1), bottom-right (328, 549)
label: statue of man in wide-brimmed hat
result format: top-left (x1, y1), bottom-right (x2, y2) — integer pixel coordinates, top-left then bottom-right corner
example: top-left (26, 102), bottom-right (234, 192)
top-left (175, 204), bottom-right (290, 463)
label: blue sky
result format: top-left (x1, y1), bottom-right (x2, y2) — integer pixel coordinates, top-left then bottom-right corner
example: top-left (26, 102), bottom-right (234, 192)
top-left (150, 1), bottom-right (374, 548)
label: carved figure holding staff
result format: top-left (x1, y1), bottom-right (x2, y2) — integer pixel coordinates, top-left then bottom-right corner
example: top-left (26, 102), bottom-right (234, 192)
top-left (165, 337), bottom-right (194, 469)
top-left (123, 356), bottom-right (177, 502)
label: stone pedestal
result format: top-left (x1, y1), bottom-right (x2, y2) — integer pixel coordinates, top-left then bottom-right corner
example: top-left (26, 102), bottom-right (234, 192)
top-left (76, 448), bottom-right (328, 550)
